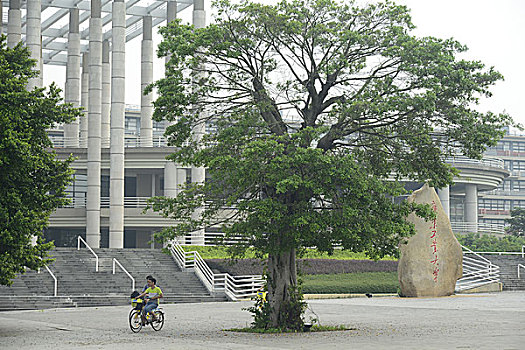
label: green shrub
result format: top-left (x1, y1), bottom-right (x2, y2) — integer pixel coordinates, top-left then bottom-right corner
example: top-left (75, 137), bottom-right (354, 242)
top-left (456, 233), bottom-right (525, 252)
top-left (183, 245), bottom-right (396, 260)
top-left (302, 272), bottom-right (399, 294)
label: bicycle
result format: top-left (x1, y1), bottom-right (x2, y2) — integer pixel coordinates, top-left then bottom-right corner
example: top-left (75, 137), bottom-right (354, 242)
top-left (129, 298), bottom-right (165, 333)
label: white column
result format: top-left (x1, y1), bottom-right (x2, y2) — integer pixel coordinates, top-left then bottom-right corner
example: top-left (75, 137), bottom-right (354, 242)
top-left (164, 163), bottom-right (177, 198)
top-left (191, 0), bottom-right (206, 245)
top-left (7, 0), bottom-right (21, 48)
top-left (86, 0), bottom-right (103, 248)
top-left (176, 168), bottom-right (186, 195)
top-left (101, 40), bottom-right (111, 148)
top-left (0, 5), bottom-right (2, 36)
top-left (80, 52), bottom-right (89, 147)
top-left (64, 8), bottom-right (81, 148)
top-left (163, 2), bottom-right (178, 198)
top-left (437, 185), bottom-right (450, 219)
top-left (109, 0), bottom-right (126, 248)
top-left (140, 16), bottom-right (154, 147)
top-left (26, 0), bottom-right (42, 89)
top-left (465, 184), bottom-right (478, 233)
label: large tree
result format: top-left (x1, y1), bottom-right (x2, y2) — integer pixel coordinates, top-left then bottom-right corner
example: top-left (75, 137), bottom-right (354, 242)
top-left (0, 36), bottom-right (79, 286)
top-left (505, 208), bottom-right (525, 237)
top-left (148, 0), bottom-right (511, 329)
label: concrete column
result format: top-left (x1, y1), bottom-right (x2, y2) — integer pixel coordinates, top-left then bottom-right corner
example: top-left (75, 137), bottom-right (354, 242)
top-left (465, 184), bottom-right (478, 233)
top-left (437, 185), bottom-right (450, 219)
top-left (176, 168), bottom-right (186, 195)
top-left (26, 0), bottom-right (42, 89)
top-left (162, 2), bottom-right (179, 201)
top-left (0, 5), bottom-right (2, 35)
top-left (7, 0), bottom-right (21, 48)
top-left (64, 8), bottom-right (81, 148)
top-left (80, 52), bottom-right (89, 147)
top-left (191, 0), bottom-right (206, 245)
top-left (167, 0), bottom-right (177, 24)
top-left (109, 0), bottom-right (126, 248)
top-left (102, 40), bottom-right (111, 147)
top-left (140, 16), bottom-right (154, 147)
top-left (164, 163), bottom-right (177, 198)
top-left (86, 0), bottom-right (103, 248)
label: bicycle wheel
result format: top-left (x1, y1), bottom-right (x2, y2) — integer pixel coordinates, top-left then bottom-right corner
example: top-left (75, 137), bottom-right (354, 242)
top-left (150, 310), bottom-right (164, 331)
top-left (129, 310), bottom-right (143, 333)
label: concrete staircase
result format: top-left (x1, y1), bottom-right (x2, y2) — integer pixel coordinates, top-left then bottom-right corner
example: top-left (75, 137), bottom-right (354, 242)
top-left (0, 248), bottom-right (226, 311)
top-left (480, 254), bottom-right (525, 291)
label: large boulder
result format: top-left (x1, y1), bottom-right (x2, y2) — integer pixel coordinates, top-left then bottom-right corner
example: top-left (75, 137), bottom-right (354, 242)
top-left (398, 183), bottom-right (462, 297)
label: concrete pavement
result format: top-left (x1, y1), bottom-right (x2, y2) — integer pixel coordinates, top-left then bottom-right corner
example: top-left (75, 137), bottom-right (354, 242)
top-left (0, 292), bottom-right (523, 349)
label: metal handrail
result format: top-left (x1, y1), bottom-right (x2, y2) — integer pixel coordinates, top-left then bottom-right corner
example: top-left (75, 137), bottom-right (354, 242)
top-left (77, 236), bottom-right (99, 272)
top-left (45, 265), bottom-right (58, 297)
top-left (169, 240), bottom-right (264, 300)
top-left (464, 251), bottom-right (525, 256)
top-left (522, 246), bottom-right (525, 258)
top-left (112, 258), bottom-right (135, 291)
top-left (518, 264), bottom-right (525, 279)
top-left (38, 264), bottom-right (58, 297)
top-left (456, 245), bottom-right (500, 292)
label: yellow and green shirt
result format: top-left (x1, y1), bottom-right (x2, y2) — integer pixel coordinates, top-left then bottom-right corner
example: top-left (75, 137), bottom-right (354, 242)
top-left (144, 286), bottom-right (162, 304)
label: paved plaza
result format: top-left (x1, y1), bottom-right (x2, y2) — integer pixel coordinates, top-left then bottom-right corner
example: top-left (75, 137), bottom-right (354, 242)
top-left (0, 292), bottom-right (523, 350)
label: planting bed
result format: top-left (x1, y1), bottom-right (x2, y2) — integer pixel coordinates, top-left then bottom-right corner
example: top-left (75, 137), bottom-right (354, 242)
top-left (205, 258), bottom-right (397, 276)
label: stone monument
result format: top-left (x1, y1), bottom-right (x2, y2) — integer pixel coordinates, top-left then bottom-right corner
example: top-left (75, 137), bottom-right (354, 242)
top-left (398, 183), bottom-right (463, 297)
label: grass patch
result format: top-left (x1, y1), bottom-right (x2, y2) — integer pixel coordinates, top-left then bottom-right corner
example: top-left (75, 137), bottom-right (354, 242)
top-left (182, 245), bottom-right (396, 261)
top-left (226, 324), bottom-right (355, 333)
top-left (302, 272), bottom-right (399, 294)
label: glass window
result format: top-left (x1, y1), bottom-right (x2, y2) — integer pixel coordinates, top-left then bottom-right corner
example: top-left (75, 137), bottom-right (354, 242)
top-left (125, 116), bottom-right (140, 135)
top-left (513, 142), bottom-right (525, 153)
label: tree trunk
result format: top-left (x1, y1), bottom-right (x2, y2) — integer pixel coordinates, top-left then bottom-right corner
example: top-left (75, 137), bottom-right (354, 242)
top-left (267, 246), bottom-right (298, 328)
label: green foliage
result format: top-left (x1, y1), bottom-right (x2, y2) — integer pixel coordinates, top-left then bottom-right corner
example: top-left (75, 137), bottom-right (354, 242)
top-left (243, 293), bottom-right (272, 330)
top-left (505, 208), bottom-right (525, 237)
top-left (302, 272), bottom-right (399, 294)
top-left (148, 0), bottom-right (512, 329)
top-left (244, 283), bottom-right (306, 331)
top-left (184, 245), bottom-right (396, 260)
top-left (456, 233), bottom-right (525, 252)
top-left (0, 36), bottom-right (80, 285)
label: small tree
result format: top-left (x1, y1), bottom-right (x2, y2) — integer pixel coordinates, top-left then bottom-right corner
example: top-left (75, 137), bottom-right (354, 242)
top-left (505, 208), bottom-right (525, 237)
top-left (0, 36), bottom-right (80, 286)
top-left (147, 0), bottom-right (511, 329)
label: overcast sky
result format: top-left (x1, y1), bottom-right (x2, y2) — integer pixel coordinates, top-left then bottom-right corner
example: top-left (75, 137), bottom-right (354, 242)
top-left (43, 0), bottom-right (524, 124)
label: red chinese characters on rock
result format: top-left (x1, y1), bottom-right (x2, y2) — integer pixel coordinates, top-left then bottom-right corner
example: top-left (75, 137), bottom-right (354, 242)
top-left (429, 201), bottom-right (439, 282)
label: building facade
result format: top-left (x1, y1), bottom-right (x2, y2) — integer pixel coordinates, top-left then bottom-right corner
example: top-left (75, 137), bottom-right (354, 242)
top-left (1, 0), bottom-right (516, 249)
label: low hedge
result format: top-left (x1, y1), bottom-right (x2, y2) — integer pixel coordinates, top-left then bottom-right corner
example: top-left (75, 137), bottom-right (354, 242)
top-left (183, 245), bottom-right (396, 260)
top-left (205, 259), bottom-right (397, 276)
top-left (302, 272), bottom-right (399, 294)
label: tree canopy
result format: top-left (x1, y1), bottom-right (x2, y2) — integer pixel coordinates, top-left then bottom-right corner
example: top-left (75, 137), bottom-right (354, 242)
top-left (505, 208), bottom-right (525, 237)
top-left (0, 36), bottom-right (79, 286)
top-left (147, 0), bottom-right (512, 329)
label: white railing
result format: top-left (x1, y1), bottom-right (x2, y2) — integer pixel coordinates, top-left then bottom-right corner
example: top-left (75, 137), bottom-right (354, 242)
top-left (100, 197), bottom-right (150, 208)
top-left (446, 156), bottom-right (504, 169)
top-left (518, 264), bottom-right (525, 279)
top-left (456, 245), bottom-right (500, 292)
top-left (61, 197), bottom-right (87, 208)
top-left (38, 264), bottom-right (58, 297)
top-left (112, 258), bottom-right (135, 291)
top-left (522, 245), bottom-right (525, 258)
top-left (77, 236), bottom-right (99, 272)
top-left (168, 240), bottom-right (264, 300)
top-left (50, 135), bottom-right (169, 148)
top-left (484, 189), bottom-right (525, 196)
top-left (451, 222), bottom-right (506, 235)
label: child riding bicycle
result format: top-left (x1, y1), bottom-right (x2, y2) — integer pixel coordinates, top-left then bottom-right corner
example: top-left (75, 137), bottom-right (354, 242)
top-left (137, 276), bottom-right (163, 324)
